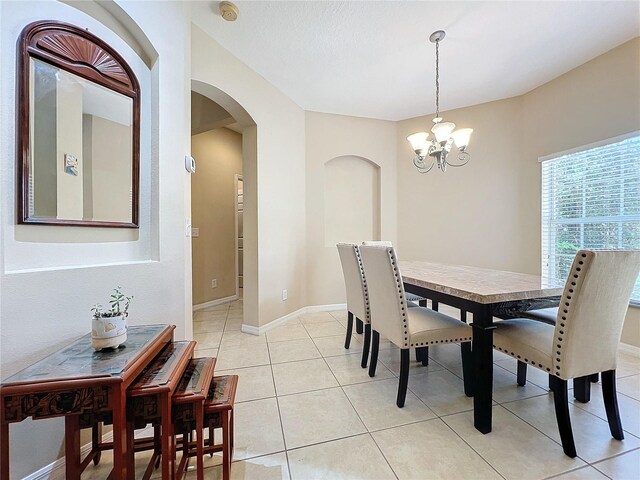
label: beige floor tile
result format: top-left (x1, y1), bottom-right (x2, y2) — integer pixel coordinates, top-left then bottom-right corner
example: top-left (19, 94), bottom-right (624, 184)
top-left (592, 448), bottom-right (640, 480)
top-left (194, 310), bottom-right (228, 322)
top-left (549, 466), bottom-right (610, 480)
top-left (287, 434), bottom-right (396, 480)
top-left (312, 334), bottom-right (363, 358)
top-left (194, 331), bottom-right (223, 349)
top-left (408, 369), bottom-right (474, 416)
top-left (82, 449), bottom-right (162, 479)
top-left (193, 316), bottom-right (228, 333)
top-left (268, 338), bottom-right (322, 364)
top-left (217, 365), bottom-right (276, 403)
top-left (492, 364), bottom-right (548, 403)
top-left (616, 352), bottom-right (640, 378)
top-left (426, 342), bottom-right (466, 371)
top-left (303, 320), bottom-right (346, 339)
top-left (328, 310), bottom-right (349, 326)
top-left (503, 394), bottom-right (640, 463)
top-left (616, 375), bottom-right (640, 400)
top-left (186, 452), bottom-right (291, 480)
top-left (299, 312), bottom-right (339, 325)
top-left (232, 397), bottom-right (286, 460)
top-left (195, 347), bottom-right (219, 358)
top-left (443, 405), bottom-right (585, 479)
top-left (343, 378), bottom-right (436, 431)
top-left (266, 323), bottom-right (310, 343)
top-left (372, 418), bottom-right (501, 480)
top-left (272, 358), bottom-right (338, 396)
top-left (570, 383), bottom-right (640, 438)
top-left (495, 358), bottom-right (551, 391)
top-left (200, 303), bottom-right (231, 313)
top-left (324, 352), bottom-right (395, 386)
top-left (220, 330), bottom-right (267, 348)
top-left (377, 347), bottom-right (446, 377)
top-left (278, 387), bottom-right (366, 449)
top-left (225, 317), bottom-right (244, 331)
top-left (216, 343), bottom-right (270, 370)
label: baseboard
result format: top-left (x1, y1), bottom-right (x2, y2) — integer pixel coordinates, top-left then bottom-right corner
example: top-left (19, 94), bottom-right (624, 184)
top-left (241, 303), bottom-right (346, 336)
top-left (619, 342), bottom-right (640, 358)
top-left (24, 432), bottom-right (114, 480)
top-left (193, 295), bottom-right (238, 311)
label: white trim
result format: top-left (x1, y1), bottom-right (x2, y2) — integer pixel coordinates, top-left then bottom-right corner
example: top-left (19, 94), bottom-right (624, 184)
top-left (538, 130), bottom-right (639, 163)
top-left (192, 295), bottom-right (238, 311)
top-left (24, 432), bottom-right (114, 480)
top-left (241, 303), bottom-right (346, 336)
top-left (619, 342), bottom-right (640, 358)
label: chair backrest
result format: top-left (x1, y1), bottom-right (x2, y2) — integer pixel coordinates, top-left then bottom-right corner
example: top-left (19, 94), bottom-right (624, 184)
top-left (359, 245), bottom-right (409, 347)
top-left (336, 243), bottom-right (369, 322)
top-left (362, 241), bottom-right (392, 247)
top-left (554, 249), bottom-right (640, 379)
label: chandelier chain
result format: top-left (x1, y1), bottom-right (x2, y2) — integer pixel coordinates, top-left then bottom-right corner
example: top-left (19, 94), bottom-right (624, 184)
top-left (435, 38), bottom-right (440, 118)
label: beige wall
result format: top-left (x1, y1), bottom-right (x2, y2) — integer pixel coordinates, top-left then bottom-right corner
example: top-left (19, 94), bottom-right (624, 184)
top-left (191, 127), bottom-right (242, 305)
top-left (306, 111), bottom-right (397, 306)
top-left (396, 38), bottom-right (640, 346)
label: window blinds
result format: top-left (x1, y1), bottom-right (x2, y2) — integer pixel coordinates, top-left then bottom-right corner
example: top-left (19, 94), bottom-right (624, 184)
top-left (541, 135), bottom-right (640, 303)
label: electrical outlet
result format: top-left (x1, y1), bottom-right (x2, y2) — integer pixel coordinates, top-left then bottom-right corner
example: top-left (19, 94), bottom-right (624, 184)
top-left (211, 279), bottom-right (217, 288)
top-left (191, 227), bottom-right (200, 237)
top-left (282, 289), bottom-right (288, 301)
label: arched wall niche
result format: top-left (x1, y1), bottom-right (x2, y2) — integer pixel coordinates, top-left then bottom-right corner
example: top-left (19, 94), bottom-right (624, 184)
top-left (190, 80), bottom-right (259, 329)
top-left (323, 154), bottom-right (381, 247)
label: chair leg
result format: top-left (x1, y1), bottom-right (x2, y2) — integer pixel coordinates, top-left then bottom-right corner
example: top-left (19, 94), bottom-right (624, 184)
top-left (345, 312), bottom-right (354, 349)
top-left (601, 370), bottom-right (624, 440)
top-left (517, 361), bottom-right (527, 386)
top-left (397, 348), bottom-right (410, 408)
top-left (590, 373), bottom-right (599, 383)
top-left (461, 342), bottom-right (474, 397)
top-left (361, 323), bottom-right (371, 368)
top-left (369, 331), bottom-right (380, 378)
top-left (415, 346), bottom-right (429, 366)
top-left (573, 375), bottom-right (591, 403)
top-left (356, 317), bottom-right (363, 334)
top-left (549, 375), bottom-right (577, 458)
top-left (419, 299), bottom-right (427, 307)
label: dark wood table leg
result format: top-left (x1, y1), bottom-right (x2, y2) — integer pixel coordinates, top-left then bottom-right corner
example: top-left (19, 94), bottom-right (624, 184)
top-left (161, 392), bottom-right (174, 480)
top-left (112, 385), bottom-right (129, 480)
top-left (222, 411), bottom-right (231, 480)
top-left (92, 422), bottom-right (103, 465)
top-left (196, 403), bottom-right (204, 480)
top-left (64, 415), bottom-right (81, 480)
top-left (472, 304), bottom-right (495, 434)
top-left (1, 421), bottom-right (9, 480)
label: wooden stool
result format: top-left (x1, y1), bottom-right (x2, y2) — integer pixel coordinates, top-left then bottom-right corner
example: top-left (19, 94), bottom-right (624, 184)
top-left (172, 357), bottom-right (216, 480)
top-left (204, 375), bottom-right (238, 480)
top-left (173, 375), bottom-right (238, 480)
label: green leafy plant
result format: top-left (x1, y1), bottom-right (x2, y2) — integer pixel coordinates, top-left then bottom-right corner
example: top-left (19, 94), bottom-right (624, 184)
top-left (91, 287), bottom-right (133, 318)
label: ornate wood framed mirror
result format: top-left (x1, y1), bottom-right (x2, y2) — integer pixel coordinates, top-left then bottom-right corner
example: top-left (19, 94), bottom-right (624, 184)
top-left (18, 21), bottom-right (140, 228)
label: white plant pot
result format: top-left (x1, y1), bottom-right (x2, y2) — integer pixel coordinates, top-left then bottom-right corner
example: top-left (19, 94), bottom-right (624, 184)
top-left (92, 314), bottom-right (127, 351)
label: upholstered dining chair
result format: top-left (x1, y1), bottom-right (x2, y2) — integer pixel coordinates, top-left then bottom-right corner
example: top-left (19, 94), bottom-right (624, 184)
top-left (493, 249), bottom-right (640, 457)
top-left (337, 243), bottom-right (372, 369)
top-left (359, 244), bottom-right (473, 407)
top-left (512, 306), bottom-right (599, 399)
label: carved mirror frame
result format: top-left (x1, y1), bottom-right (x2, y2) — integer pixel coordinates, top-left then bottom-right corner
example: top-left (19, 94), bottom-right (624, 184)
top-left (18, 20), bottom-right (140, 228)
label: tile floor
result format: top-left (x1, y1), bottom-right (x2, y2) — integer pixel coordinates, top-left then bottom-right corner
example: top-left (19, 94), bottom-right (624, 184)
top-left (84, 300), bottom-right (640, 480)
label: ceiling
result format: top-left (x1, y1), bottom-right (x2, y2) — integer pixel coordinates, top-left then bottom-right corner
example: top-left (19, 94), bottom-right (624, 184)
top-left (191, 1), bottom-right (640, 121)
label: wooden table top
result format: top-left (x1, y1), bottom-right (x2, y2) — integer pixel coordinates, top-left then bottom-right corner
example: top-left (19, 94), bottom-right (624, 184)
top-left (1, 325), bottom-right (173, 388)
top-left (399, 261), bottom-right (564, 304)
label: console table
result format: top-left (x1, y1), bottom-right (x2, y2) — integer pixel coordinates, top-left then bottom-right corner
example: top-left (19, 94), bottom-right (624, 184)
top-left (0, 324), bottom-right (175, 480)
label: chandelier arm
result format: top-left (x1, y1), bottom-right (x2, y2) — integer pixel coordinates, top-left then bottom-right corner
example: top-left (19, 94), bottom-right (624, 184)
top-left (445, 151), bottom-right (471, 167)
top-left (413, 155), bottom-right (435, 173)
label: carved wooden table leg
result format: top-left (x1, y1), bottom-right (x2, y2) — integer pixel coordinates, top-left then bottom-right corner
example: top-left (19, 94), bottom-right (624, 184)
top-left (64, 415), bottom-right (81, 480)
top-left (161, 392), bottom-right (174, 480)
top-left (196, 403), bottom-right (204, 480)
top-left (113, 385), bottom-right (129, 480)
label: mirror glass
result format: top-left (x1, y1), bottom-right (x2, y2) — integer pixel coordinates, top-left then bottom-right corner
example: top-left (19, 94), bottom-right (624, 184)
top-left (28, 58), bottom-right (134, 224)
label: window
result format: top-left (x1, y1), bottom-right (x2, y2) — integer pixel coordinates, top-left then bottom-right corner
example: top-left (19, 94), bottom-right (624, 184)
top-left (541, 134), bottom-right (640, 303)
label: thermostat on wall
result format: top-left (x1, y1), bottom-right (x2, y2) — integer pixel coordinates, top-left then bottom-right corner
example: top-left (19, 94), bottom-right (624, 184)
top-left (185, 155), bottom-right (196, 173)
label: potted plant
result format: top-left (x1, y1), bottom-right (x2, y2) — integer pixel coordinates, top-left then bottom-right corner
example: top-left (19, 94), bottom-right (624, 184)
top-left (91, 287), bottom-right (133, 351)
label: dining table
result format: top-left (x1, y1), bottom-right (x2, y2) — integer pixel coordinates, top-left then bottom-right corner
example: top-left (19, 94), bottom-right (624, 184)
top-left (399, 261), bottom-right (564, 434)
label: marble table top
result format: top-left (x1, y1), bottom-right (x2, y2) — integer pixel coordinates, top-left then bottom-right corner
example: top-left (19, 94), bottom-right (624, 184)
top-left (399, 261), bottom-right (565, 304)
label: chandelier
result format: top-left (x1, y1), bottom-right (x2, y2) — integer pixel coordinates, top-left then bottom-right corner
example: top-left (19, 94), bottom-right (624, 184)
top-left (407, 31), bottom-right (473, 173)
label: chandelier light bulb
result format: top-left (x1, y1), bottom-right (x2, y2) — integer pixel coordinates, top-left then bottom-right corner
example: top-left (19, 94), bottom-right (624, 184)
top-left (451, 128), bottom-right (473, 150)
top-left (431, 121), bottom-right (456, 143)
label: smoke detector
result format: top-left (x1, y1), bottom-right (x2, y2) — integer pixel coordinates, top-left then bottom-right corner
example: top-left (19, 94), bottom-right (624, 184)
top-left (219, 1), bottom-right (239, 22)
